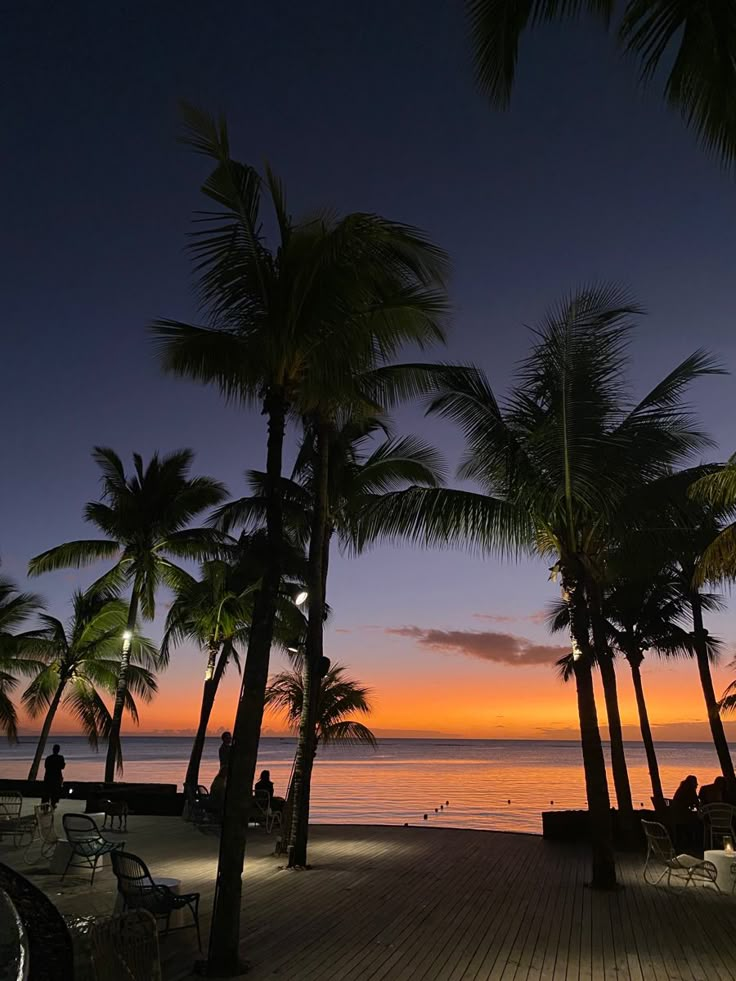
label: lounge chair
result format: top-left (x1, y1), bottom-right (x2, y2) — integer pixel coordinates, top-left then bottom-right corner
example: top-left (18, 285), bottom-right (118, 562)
top-left (641, 819), bottom-right (719, 889)
top-left (701, 803), bottom-right (736, 850)
top-left (110, 850), bottom-right (201, 949)
top-left (62, 813), bottom-right (124, 884)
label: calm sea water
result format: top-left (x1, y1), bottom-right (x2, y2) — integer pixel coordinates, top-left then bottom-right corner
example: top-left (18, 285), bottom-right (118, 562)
top-left (0, 736), bottom-right (719, 834)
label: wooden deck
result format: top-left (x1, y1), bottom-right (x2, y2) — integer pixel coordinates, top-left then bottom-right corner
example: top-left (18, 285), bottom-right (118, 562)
top-left (3, 803), bottom-right (736, 980)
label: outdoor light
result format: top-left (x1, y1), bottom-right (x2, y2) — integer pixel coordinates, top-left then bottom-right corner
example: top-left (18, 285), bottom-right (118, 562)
top-left (725, 836), bottom-right (734, 853)
top-left (287, 646), bottom-right (300, 654)
top-left (122, 629), bottom-right (132, 641)
top-left (294, 591), bottom-right (308, 607)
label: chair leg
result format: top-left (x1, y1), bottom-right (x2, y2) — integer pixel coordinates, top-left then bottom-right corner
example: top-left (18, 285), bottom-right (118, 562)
top-left (62, 851), bottom-right (74, 881)
top-left (90, 856), bottom-right (98, 886)
top-left (191, 899), bottom-right (202, 951)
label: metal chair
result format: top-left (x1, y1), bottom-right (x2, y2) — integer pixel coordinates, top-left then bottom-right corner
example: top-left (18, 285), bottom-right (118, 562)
top-left (24, 803), bottom-right (58, 864)
top-left (110, 850), bottom-right (201, 949)
top-left (252, 790), bottom-right (281, 834)
top-left (62, 813), bottom-right (124, 884)
top-left (701, 803), bottom-right (736, 849)
top-left (84, 908), bottom-right (162, 981)
top-left (0, 792), bottom-right (35, 847)
top-left (641, 819), bottom-right (719, 889)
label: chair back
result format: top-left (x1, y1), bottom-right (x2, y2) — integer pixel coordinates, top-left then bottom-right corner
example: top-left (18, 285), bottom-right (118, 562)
top-left (63, 813), bottom-right (104, 854)
top-left (111, 850), bottom-right (155, 901)
top-left (87, 909), bottom-right (162, 981)
top-left (35, 804), bottom-right (57, 845)
top-left (701, 803), bottom-right (736, 843)
top-left (641, 820), bottom-right (675, 862)
top-left (0, 792), bottom-right (22, 822)
top-left (253, 789), bottom-right (271, 817)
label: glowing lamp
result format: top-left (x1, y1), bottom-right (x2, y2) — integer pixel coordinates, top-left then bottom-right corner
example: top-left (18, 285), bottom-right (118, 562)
top-left (294, 591), bottom-right (308, 607)
top-left (122, 630), bottom-right (132, 641)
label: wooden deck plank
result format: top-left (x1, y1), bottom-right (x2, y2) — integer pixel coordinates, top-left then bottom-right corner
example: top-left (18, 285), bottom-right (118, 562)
top-left (4, 804), bottom-right (736, 980)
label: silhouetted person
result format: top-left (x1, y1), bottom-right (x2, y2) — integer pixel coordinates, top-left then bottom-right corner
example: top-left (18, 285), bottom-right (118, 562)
top-left (209, 732), bottom-right (232, 816)
top-left (672, 774), bottom-right (699, 812)
top-left (699, 776), bottom-right (726, 806)
top-left (219, 731), bottom-right (232, 768)
top-left (671, 774), bottom-right (700, 851)
top-left (254, 769), bottom-right (285, 813)
top-left (42, 744), bottom-right (65, 808)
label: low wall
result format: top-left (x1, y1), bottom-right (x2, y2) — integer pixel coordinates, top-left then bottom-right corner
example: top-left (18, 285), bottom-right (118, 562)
top-left (0, 779), bottom-right (183, 817)
top-left (542, 808), bottom-right (652, 849)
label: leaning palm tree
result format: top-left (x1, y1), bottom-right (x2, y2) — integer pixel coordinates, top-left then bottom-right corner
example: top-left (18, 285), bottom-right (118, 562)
top-left (0, 571), bottom-right (44, 742)
top-left (266, 663), bottom-right (377, 754)
top-left (356, 285), bottom-right (719, 888)
top-left (466, 0), bottom-right (736, 170)
top-left (220, 416), bottom-right (443, 867)
top-left (164, 534), bottom-right (308, 792)
top-left (28, 447), bottom-right (226, 781)
top-left (152, 105), bottom-right (448, 974)
top-left (21, 590), bottom-right (159, 780)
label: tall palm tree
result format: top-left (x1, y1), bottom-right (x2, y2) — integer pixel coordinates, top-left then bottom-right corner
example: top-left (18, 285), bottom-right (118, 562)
top-left (28, 447), bottom-right (226, 781)
top-left (466, 0), bottom-right (736, 170)
top-left (221, 416), bottom-right (443, 867)
top-left (152, 105), bottom-right (448, 975)
top-left (266, 663), bottom-right (377, 753)
top-left (0, 571), bottom-right (44, 742)
top-left (21, 590), bottom-right (158, 780)
top-left (355, 285), bottom-right (719, 888)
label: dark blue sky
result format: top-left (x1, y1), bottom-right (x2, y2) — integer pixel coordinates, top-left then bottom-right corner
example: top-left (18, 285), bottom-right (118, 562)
top-left (3, 1), bottom-right (736, 736)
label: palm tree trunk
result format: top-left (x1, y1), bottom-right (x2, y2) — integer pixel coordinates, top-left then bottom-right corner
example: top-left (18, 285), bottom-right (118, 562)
top-left (288, 421), bottom-right (330, 868)
top-left (206, 392), bottom-right (287, 978)
top-left (627, 655), bottom-right (665, 809)
top-left (691, 592), bottom-right (736, 787)
top-left (588, 589), bottom-right (633, 819)
top-left (595, 652), bottom-right (634, 818)
top-left (27, 680), bottom-right (66, 781)
top-left (184, 639), bottom-right (227, 792)
top-left (104, 591), bottom-right (139, 783)
top-left (563, 575), bottom-right (616, 889)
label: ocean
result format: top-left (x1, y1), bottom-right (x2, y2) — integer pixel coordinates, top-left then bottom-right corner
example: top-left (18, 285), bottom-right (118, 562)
top-left (0, 736), bottom-right (717, 834)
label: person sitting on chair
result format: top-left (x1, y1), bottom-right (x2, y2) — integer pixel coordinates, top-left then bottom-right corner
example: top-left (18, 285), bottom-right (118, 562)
top-left (254, 769), bottom-right (285, 812)
top-left (699, 776), bottom-right (726, 805)
top-left (672, 774), bottom-right (699, 812)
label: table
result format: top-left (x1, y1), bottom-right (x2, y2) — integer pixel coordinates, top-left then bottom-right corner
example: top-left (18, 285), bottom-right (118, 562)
top-left (704, 849), bottom-right (736, 890)
top-left (114, 875), bottom-right (184, 929)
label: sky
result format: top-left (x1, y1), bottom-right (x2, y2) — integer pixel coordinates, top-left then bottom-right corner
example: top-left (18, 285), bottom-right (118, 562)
top-left (2, 1), bottom-right (736, 744)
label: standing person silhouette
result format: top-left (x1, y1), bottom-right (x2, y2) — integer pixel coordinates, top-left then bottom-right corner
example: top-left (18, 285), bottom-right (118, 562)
top-left (42, 744), bottom-right (65, 808)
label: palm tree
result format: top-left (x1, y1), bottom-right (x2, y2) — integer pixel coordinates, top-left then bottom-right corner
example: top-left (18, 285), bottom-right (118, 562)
top-left (0, 571), bottom-right (44, 742)
top-left (21, 590), bottom-right (159, 780)
top-left (266, 663), bottom-right (377, 753)
top-left (691, 454), bottom-right (736, 579)
top-left (466, 0), bottom-right (736, 170)
top-left (355, 285), bottom-right (719, 888)
top-left (28, 447), bottom-right (226, 781)
top-left (152, 105), bottom-right (448, 975)
top-left (551, 566), bottom-right (697, 810)
top-left (164, 535), bottom-right (308, 792)
top-left (221, 416), bottom-right (443, 867)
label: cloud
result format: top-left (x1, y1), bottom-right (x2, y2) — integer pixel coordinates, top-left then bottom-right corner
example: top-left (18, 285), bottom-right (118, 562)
top-left (334, 628), bottom-right (352, 634)
top-left (386, 626), bottom-right (568, 667)
top-left (473, 610), bottom-right (548, 625)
